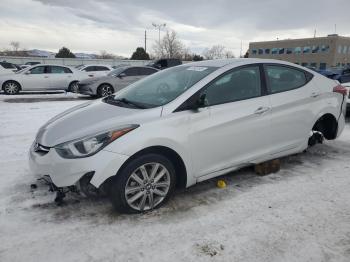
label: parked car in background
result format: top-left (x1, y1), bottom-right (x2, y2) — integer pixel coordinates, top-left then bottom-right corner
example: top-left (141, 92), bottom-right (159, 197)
top-left (332, 68), bottom-right (350, 83)
top-left (318, 67), bottom-right (350, 83)
top-left (77, 64), bottom-right (114, 77)
top-left (25, 61), bottom-right (41, 66)
top-left (342, 83), bottom-right (350, 115)
top-left (78, 66), bottom-right (159, 97)
top-left (147, 58), bottom-right (182, 70)
top-left (29, 59), bottom-right (347, 213)
top-left (0, 64), bottom-right (87, 94)
top-left (0, 61), bottom-right (18, 73)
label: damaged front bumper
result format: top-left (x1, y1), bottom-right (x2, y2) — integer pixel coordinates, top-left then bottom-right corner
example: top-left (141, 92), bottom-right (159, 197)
top-left (38, 172), bottom-right (99, 204)
top-left (28, 141), bottom-right (129, 189)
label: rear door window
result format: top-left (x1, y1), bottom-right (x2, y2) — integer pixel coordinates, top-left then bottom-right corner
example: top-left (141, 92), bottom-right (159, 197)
top-left (123, 67), bottom-right (139, 76)
top-left (83, 66), bottom-right (95, 72)
top-left (95, 66), bottom-right (110, 71)
top-left (264, 65), bottom-right (308, 94)
top-left (49, 66), bottom-right (68, 74)
top-left (138, 67), bottom-right (157, 75)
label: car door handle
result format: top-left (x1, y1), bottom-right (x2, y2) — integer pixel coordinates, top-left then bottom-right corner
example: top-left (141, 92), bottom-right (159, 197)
top-left (311, 92), bottom-right (319, 98)
top-left (254, 107), bottom-right (270, 115)
top-left (44, 76), bottom-right (49, 78)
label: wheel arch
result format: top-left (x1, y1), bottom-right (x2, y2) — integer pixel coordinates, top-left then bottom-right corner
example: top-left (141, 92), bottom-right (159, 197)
top-left (100, 145), bottom-right (188, 190)
top-left (2, 80), bottom-right (22, 91)
top-left (312, 112), bottom-right (338, 140)
top-left (98, 82), bottom-right (114, 90)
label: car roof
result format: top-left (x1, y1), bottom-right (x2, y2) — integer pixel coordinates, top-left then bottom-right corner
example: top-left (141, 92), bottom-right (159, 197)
top-left (115, 65), bottom-right (160, 70)
top-left (81, 64), bottom-right (112, 67)
top-left (185, 58), bottom-right (301, 68)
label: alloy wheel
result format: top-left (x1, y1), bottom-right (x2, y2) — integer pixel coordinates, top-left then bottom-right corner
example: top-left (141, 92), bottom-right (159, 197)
top-left (101, 85), bottom-right (113, 97)
top-left (4, 82), bottom-right (19, 94)
top-left (70, 82), bottom-right (79, 93)
top-left (124, 162), bottom-right (171, 211)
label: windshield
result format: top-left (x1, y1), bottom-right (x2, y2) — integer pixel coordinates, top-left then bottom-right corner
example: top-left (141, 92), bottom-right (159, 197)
top-left (104, 65), bottom-right (218, 108)
top-left (107, 67), bottom-right (126, 77)
top-left (75, 65), bottom-right (85, 69)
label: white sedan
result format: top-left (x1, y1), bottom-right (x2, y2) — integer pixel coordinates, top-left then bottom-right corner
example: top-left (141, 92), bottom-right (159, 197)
top-left (0, 64), bottom-right (87, 94)
top-left (29, 58), bottom-right (347, 213)
top-left (77, 64), bottom-right (114, 78)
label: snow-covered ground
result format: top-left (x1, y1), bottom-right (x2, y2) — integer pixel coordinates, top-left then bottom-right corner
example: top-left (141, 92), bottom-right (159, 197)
top-left (0, 92), bottom-right (350, 262)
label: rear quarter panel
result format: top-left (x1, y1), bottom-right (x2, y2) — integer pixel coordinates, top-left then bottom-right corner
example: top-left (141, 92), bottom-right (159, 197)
top-left (310, 74), bottom-right (344, 133)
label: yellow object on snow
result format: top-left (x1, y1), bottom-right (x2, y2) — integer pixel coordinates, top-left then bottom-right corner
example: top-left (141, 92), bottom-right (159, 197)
top-left (217, 180), bottom-right (227, 188)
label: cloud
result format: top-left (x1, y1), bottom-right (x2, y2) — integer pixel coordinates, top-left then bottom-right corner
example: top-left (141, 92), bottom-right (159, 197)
top-left (1, 0), bottom-right (350, 57)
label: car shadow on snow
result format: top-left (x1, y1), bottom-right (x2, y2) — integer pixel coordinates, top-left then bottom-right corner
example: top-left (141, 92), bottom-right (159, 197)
top-left (23, 139), bottom-right (350, 224)
top-left (3, 95), bottom-right (94, 103)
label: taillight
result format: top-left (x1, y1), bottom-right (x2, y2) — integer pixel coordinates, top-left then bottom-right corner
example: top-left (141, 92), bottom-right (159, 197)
top-left (333, 84), bottom-right (348, 96)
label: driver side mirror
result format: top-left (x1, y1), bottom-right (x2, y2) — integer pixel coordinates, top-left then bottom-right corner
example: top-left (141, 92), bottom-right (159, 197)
top-left (189, 93), bottom-right (207, 110)
top-left (196, 93), bottom-right (207, 108)
top-left (25, 71), bottom-right (31, 75)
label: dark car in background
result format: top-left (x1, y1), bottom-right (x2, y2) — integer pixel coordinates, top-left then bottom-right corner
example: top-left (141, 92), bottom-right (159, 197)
top-left (25, 61), bottom-right (41, 66)
top-left (148, 58), bottom-right (182, 70)
top-left (318, 67), bottom-right (350, 83)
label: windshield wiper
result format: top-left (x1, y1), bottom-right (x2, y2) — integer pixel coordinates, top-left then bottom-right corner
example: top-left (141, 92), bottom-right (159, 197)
top-left (105, 96), bottom-right (146, 109)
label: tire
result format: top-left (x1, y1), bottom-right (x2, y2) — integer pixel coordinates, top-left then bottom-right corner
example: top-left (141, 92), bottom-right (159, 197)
top-left (68, 81), bottom-right (79, 93)
top-left (97, 84), bottom-right (114, 97)
top-left (108, 153), bottom-right (176, 213)
top-left (3, 81), bottom-right (20, 95)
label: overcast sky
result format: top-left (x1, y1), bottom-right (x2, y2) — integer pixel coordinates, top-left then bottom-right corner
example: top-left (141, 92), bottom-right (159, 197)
top-left (1, 0), bottom-right (350, 57)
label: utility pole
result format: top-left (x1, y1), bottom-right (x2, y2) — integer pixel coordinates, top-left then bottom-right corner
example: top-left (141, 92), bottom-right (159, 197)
top-left (152, 23), bottom-right (166, 43)
top-left (144, 30), bottom-right (147, 52)
top-left (240, 40), bottom-right (242, 58)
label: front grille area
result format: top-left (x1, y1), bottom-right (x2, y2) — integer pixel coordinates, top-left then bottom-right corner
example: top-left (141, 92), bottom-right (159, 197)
top-left (33, 143), bottom-right (50, 155)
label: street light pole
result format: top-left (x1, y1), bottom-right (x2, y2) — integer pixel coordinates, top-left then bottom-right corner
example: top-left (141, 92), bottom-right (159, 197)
top-left (152, 23), bottom-right (166, 43)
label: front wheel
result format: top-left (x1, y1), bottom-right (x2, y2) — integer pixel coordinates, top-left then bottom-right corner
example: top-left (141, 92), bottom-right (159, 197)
top-left (68, 81), bottom-right (79, 93)
top-left (3, 81), bottom-right (20, 95)
top-left (108, 154), bottom-right (176, 213)
top-left (97, 84), bottom-right (114, 97)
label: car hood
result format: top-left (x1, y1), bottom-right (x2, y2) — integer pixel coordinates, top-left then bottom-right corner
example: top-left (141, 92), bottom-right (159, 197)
top-left (36, 100), bottom-right (162, 147)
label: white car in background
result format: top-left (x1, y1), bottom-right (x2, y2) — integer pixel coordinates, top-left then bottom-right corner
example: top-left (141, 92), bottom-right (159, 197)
top-left (29, 58), bottom-right (347, 213)
top-left (77, 65), bottom-right (114, 78)
top-left (0, 61), bottom-right (18, 74)
top-left (0, 64), bottom-right (87, 94)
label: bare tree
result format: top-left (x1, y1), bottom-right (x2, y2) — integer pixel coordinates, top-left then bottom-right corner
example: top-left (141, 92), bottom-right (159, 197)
top-left (202, 45), bottom-right (235, 60)
top-left (97, 50), bottom-right (116, 59)
top-left (224, 50), bottom-right (235, 58)
top-left (10, 41), bottom-right (20, 52)
top-left (152, 30), bottom-right (184, 59)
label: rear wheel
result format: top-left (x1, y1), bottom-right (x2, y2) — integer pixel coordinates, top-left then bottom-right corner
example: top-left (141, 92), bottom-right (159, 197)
top-left (108, 154), bottom-right (176, 213)
top-left (68, 81), bottom-right (79, 93)
top-left (97, 84), bottom-right (114, 97)
top-left (3, 81), bottom-right (20, 95)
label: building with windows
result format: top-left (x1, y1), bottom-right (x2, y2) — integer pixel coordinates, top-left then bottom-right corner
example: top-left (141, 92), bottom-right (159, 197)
top-left (249, 34), bottom-right (350, 70)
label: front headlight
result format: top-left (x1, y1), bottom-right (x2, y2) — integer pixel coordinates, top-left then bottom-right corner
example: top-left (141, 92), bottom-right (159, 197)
top-left (55, 125), bottom-right (139, 159)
